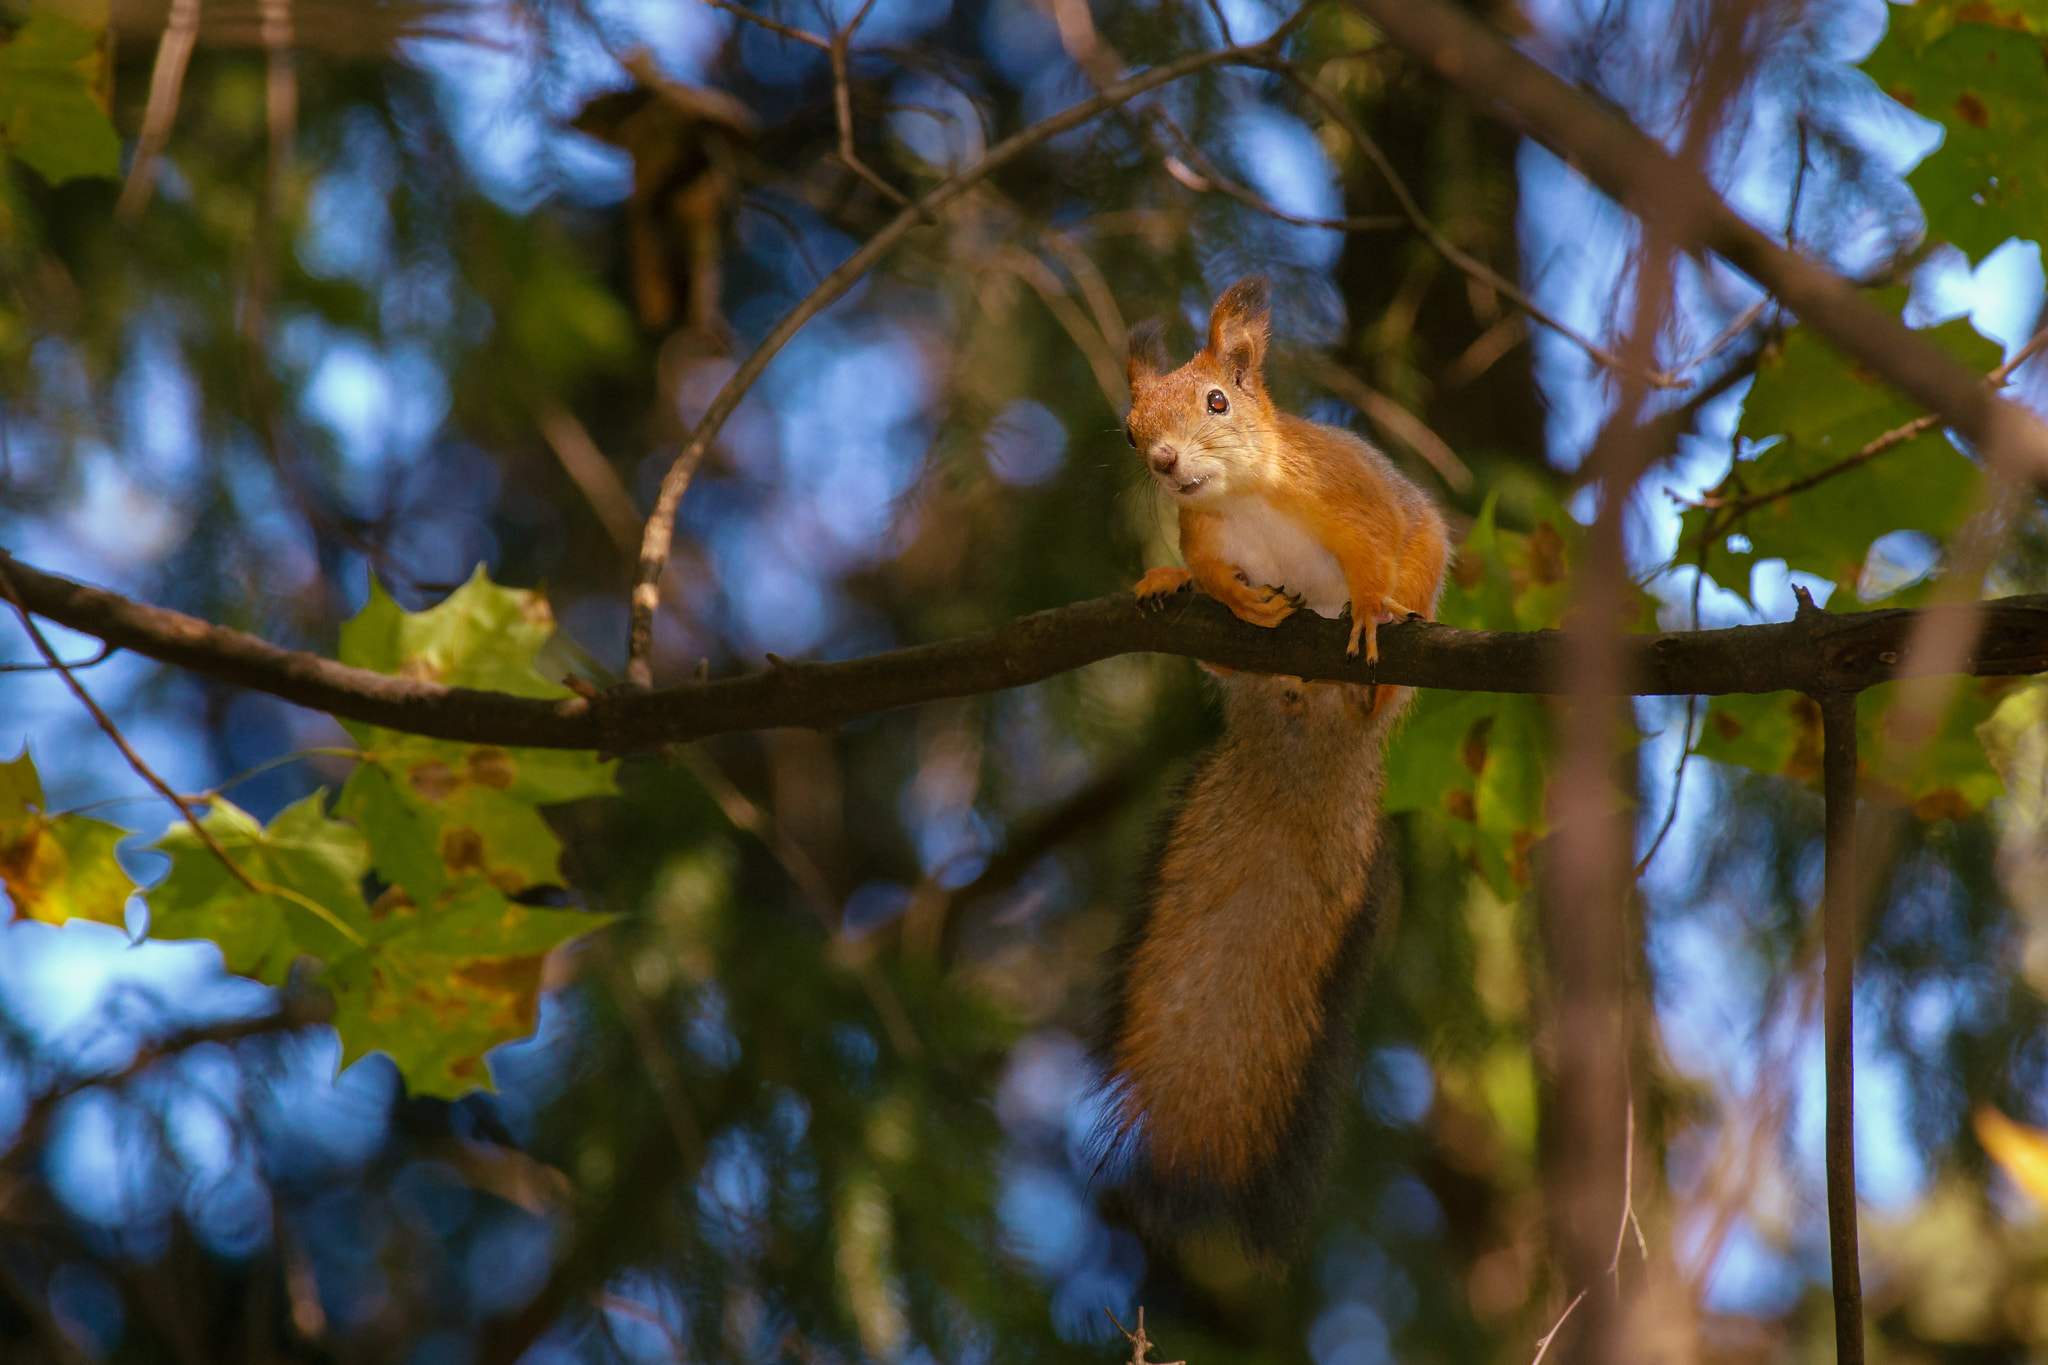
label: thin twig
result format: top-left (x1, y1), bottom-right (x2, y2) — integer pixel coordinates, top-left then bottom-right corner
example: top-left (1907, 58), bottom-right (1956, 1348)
top-left (1438, 313), bottom-right (1525, 392)
top-left (1038, 231), bottom-right (1128, 350)
top-left (1301, 353), bottom-right (1474, 490)
top-left (625, 30), bottom-right (1303, 687)
top-left (595, 939), bottom-right (705, 1168)
top-left (0, 563), bottom-right (368, 952)
top-left (673, 747), bottom-right (921, 1057)
top-left (1105, 1308), bottom-right (1183, 1365)
top-left (1632, 691), bottom-right (1695, 878)
top-left (0, 560), bottom-right (259, 895)
top-left (1003, 248), bottom-right (1128, 409)
top-left (1670, 296), bottom-right (1771, 378)
top-left (1152, 112), bottom-right (1404, 235)
top-left (261, 0), bottom-right (298, 210)
top-left (692, 0), bottom-right (829, 47)
top-left (1607, 1097), bottom-right (1649, 1279)
top-left (116, 0), bottom-right (203, 222)
top-left (1529, 1291), bottom-right (1587, 1365)
top-left (1275, 61), bottom-right (1683, 389)
top-left (534, 401), bottom-right (646, 555)
top-left (1688, 320), bottom-right (2048, 544)
top-left (828, 0), bottom-right (913, 207)
top-left (0, 640), bottom-right (115, 673)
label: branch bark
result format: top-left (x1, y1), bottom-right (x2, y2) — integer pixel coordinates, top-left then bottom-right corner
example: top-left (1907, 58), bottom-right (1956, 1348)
top-left (6, 549), bottom-right (2048, 753)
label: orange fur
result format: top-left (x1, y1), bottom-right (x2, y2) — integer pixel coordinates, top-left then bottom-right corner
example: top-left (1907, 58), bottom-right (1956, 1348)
top-left (1100, 276), bottom-right (1452, 1252)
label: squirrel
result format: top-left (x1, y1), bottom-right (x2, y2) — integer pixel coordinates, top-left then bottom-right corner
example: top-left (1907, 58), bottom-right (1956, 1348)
top-left (1091, 275), bottom-right (1449, 1256)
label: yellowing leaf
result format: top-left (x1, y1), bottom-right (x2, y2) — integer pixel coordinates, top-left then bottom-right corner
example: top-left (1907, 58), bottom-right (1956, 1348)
top-left (321, 879), bottom-right (612, 1098)
top-left (0, 748), bottom-right (136, 926)
top-left (0, 8), bottom-right (119, 183)
top-left (1975, 1107), bottom-right (2048, 1208)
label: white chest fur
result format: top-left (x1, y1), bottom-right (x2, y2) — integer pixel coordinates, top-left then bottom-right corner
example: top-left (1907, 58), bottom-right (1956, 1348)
top-left (1206, 496), bottom-right (1349, 618)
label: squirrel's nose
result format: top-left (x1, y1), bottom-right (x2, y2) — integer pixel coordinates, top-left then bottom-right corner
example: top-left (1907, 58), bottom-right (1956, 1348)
top-left (1149, 445), bottom-right (1180, 476)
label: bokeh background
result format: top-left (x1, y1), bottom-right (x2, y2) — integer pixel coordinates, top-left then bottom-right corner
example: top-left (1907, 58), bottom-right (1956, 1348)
top-left (5, 0), bottom-right (2048, 1359)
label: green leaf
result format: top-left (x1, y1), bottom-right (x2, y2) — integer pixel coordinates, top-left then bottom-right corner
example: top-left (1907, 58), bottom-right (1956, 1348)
top-left (1866, 14), bottom-right (2048, 260)
top-left (1692, 681), bottom-right (2007, 819)
top-left (337, 569), bottom-right (567, 699)
top-left (0, 748), bottom-right (136, 926)
top-left (1695, 692), bottom-right (1819, 780)
top-left (1681, 305), bottom-right (2001, 600)
top-left (1865, 678), bottom-right (2011, 817)
top-left (1880, 0), bottom-right (2048, 55)
top-left (146, 793), bottom-right (372, 982)
top-left (336, 571), bottom-right (617, 897)
top-left (338, 737), bottom-right (614, 896)
top-left (1386, 499), bottom-right (1562, 897)
top-left (0, 7), bottom-right (120, 184)
top-left (320, 877), bottom-right (612, 1098)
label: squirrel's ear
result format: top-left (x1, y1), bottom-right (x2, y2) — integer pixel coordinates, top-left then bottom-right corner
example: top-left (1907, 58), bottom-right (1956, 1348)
top-left (1127, 318), bottom-right (1169, 385)
top-left (1207, 275), bottom-right (1271, 390)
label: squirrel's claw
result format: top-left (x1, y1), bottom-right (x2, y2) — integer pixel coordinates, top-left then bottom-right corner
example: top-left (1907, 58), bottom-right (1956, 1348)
top-left (1134, 566), bottom-right (1194, 609)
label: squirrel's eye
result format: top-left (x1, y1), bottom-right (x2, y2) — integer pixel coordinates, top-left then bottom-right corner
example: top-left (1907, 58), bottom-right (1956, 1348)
top-left (1206, 389), bottom-right (1229, 415)
top-left (1125, 421), bottom-right (1137, 448)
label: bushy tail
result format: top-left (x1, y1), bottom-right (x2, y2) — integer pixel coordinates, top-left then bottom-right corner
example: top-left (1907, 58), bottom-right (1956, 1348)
top-left (1092, 672), bottom-right (1398, 1256)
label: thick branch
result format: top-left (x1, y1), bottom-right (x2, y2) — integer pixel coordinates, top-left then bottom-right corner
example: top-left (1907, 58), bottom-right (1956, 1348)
top-left (6, 551), bottom-right (2048, 754)
top-left (1338, 0), bottom-right (2048, 486)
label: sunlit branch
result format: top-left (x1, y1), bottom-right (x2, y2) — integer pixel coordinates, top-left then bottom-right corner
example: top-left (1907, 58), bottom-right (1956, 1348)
top-left (1149, 111), bottom-right (1405, 235)
top-left (1298, 353), bottom-right (1473, 491)
top-left (625, 29), bottom-right (1310, 690)
top-left (1272, 60), bottom-right (1679, 389)
top-left (1334, 0), bottom-right (2048, 489)
top-left (9, 548), bottom-right (2048, 755)
top-left (116, 0), bottom-right (202, 223)
top-left (1003, 248), bottom-right (1129, 410)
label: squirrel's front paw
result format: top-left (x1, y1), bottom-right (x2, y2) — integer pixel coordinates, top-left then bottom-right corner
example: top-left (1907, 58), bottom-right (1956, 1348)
top-left (1134, 566), bottom-right (1194, 609)
top-left (1231, 582), bottom-right (1299, 629)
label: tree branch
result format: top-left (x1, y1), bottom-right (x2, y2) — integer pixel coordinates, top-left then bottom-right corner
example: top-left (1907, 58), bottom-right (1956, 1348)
top-left (1335, 0), bottom-right (2048, 488)
top-left (6, 549), bottom-right (2048, 755)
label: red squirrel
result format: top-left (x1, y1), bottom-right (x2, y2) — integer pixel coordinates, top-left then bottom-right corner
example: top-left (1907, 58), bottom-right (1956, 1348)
top-left (1093, 276), bottom-right (1449, 1254)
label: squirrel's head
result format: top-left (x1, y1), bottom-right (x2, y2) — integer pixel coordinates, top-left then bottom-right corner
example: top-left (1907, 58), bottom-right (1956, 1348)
top-left (1124, 275), bottom-right (1279, 506)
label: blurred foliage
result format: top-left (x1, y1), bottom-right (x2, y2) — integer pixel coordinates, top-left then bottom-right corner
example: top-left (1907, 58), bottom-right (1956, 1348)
top-left (0, 0), bottom-right (2045, 1362)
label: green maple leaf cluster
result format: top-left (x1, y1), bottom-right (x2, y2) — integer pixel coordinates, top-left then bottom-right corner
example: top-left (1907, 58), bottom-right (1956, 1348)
top-left (0, 572), bottom-right (617, 1099)
top-left (1382, 496), bottom-right (1627, 898)
top-left (1667, 3), bottom-right (2048, 811)
top-left (1679, 294), bottom-right (2001, 605)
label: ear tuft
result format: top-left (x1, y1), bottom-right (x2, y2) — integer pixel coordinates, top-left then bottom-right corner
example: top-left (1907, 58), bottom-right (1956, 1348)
top-left (1127, 318), bottom-right (1169, 385)
top-left (1207, 275), bottom-right (1271, 388)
